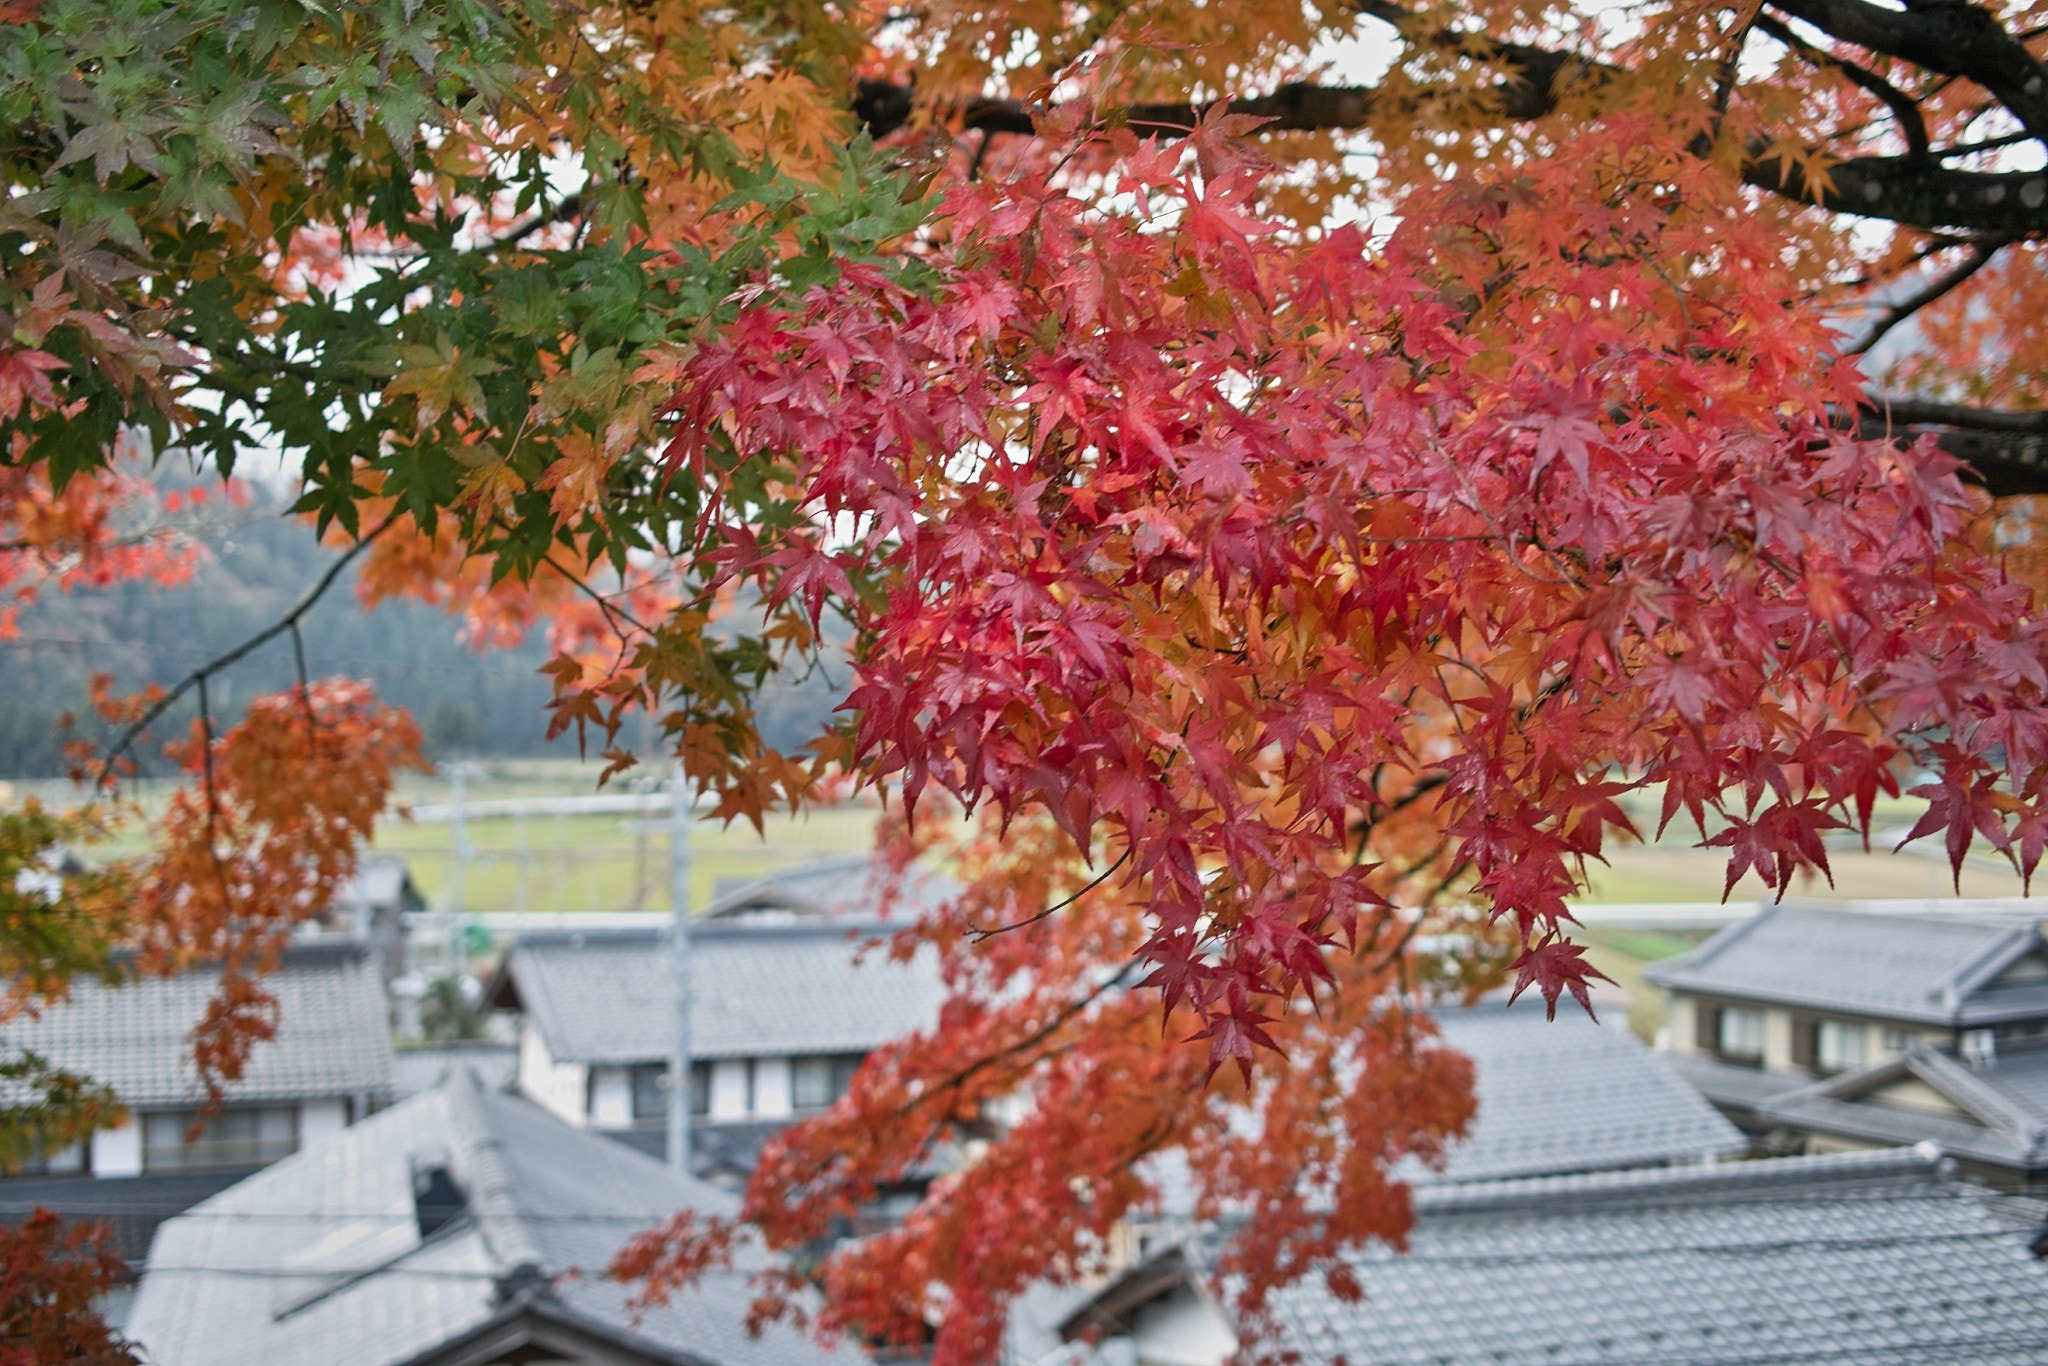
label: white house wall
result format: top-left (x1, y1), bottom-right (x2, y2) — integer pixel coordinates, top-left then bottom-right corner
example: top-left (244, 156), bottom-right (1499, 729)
top-left (91, 1118), bottom-right (142, 1177)
top-left (299, 1099), bottom-right (350, 1150)
top-left (588, 1068), bottom-right (633, 1127)
top-left (751, 1058), bottom-right (793, 1120)
top-left (709, 1060), bottom-right (750, 1120)
top-left (518, 1019), bottom-right (589, 1127)
top-left (1127, 1282), bottom-right (1239, 1366)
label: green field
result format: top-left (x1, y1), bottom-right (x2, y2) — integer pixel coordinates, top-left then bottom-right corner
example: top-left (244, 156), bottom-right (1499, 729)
top-left (373, 800), bottom-right (887, 914)
top-left (5, 760), bottom-right (903, 914)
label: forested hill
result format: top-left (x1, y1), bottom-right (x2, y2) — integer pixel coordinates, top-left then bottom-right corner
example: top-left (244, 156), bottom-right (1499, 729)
top-left (0, 492), bottom-right (843, 777)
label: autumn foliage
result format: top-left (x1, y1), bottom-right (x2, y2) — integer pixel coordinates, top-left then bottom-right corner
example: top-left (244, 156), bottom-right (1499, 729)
top-left (0, 1209), bottom-right (134, 1365)
top-left (11, 0), bottom-right (2048, 1358)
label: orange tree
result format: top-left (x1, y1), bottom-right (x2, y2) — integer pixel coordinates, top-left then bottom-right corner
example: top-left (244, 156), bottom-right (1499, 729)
top-left (10, 0), bottom-right (2048, 1358)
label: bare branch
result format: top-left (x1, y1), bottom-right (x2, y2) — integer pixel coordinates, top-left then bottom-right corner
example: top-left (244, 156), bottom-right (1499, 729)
top-left (967, 849), bottom-right (1132, 941)
top-left (1842, 238), bottom-right (2010, 355)
top-left (94, 509), bottom-right (404, 790)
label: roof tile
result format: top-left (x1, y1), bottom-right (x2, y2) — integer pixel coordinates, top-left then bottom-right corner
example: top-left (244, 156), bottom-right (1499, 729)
top-left (501, 922), bottom-right (945, 1065)
top-left (126, 1071), bottom-right (858, 1366)
top-left (1645, 903), bottom-right (2048, 1026)
top-left (0, 944), bottom-right (393, 1108)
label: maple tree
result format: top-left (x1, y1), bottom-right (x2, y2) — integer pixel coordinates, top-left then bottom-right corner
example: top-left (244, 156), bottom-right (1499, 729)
top-left (11, 0), bottom-right (2048, 1359)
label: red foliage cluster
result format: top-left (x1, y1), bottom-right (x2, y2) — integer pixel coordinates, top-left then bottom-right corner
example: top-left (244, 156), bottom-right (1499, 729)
top-left (677, 118), bottom-right (2047, 1048)
top-left (127, 680), bottom-right (425, 1099)
top-left (0, 1209), bottom-right (134, 1365)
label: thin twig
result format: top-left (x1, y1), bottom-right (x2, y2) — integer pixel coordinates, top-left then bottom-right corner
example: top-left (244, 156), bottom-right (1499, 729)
top-left (1705, 3), bottom-right (1761, 147)
top-left (968, 849), bottom-right (1132, 940)
top-left (289, 621), bottom-right (318, 734)
top-left (490, 193), bottom-right (584, 250)
top-left (1843, 239), bottom-right (2011, 356)
top-left (890, 960), bottom-right (1140, 1120)
top-left (94, 508), bottom-right (403, 790)
top-left (541, 551), bottom-right (659, 637)
top-left (195, 674), bottom-right (218, 819)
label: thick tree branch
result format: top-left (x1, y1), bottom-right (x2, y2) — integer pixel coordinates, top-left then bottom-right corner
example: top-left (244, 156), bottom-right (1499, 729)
top-left (857, 76), bottom-right (2048, 234)
top-left (1861, 398), bottom-right (2048, 434)
top-left (1895, 427), bottom-right (2048, 498)
top-left (1755, 152), bottom-right (2048, 234)
top-left (1846, 403), bottom-right (2048, 497)
top-left (1753, 12), bottom-right (1929, 158)
top-left (1766, 0), bottom-right (2048, 145)
top-left (850, 9), bottom-right (2048, 492)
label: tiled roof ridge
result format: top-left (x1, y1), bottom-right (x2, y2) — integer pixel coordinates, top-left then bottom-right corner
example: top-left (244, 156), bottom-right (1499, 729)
top-left (92, 938), bottom-right (376, 973)
top-left (442, 1069), bottom-right (550, 1283)
top-left (509, 918), bottom-right (907, 949)
top-left (700, 853), bottom-right (879, 914)
top-left (1760, 1093), bottom-right (2037, 1170)
top-left (1903, 1045), bottom-right (2048, 1140)
top-left (1401, 1146), bottom-right (1947, 1217)
top-left (1950, 920), bottom-right (2048, 998)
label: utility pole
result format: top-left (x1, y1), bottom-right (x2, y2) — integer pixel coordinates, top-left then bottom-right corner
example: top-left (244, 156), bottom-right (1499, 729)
top-left (448, 761), bottom-right (479, 968)
top-left (449, 763), bottom-right (469, 917)
top-left (667, 772), bottom-right (693, 1174)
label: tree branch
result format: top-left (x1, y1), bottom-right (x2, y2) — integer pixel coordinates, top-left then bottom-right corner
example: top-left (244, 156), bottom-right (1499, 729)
top-left (1753, 11), bottom-right (1929, 159)
top-left (93, 509), bottom-right (403, 790)
top-left (1860, 397), bottom-right (2048, 433)
top-left (1846, 404), bottom-right (2048, 497)
top-left (856, 75), bottom-right (2048, 233)
top-left (492, 192), bottom-right (585, 250)
top-left (1842, 238), bottom-right (2009, 355)
top-left (967, 849), bottom-right (1132, 941)
top-left (1765, 0), bottom-right (2048, 145)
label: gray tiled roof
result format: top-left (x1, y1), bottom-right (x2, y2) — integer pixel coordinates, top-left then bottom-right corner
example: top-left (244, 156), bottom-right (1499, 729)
top-left (703, 854), bottom-right (956, 921)
top-left (1139, 1000), bottom-right (1744, 1216)
top-left (1644, 902), bottom-right (2048, 1026)
top-left (0, 943), bottom-right (393, 1108)
top-left (1666, 1050), bottom-right (1815, 1119)
top-left (1429, 998), bottom-right (1745, 1181)
top-left (493, 921), bottom-right (944, 1065)
top-left (125, 1070), bottom-right (858, 1366)
top-left (337, 855), bottom-right (421, 913)
top-left (1761, 1040), bottom-right (2048, 1172)
top-left (1078, 1150), bottom-right (2048, 1365)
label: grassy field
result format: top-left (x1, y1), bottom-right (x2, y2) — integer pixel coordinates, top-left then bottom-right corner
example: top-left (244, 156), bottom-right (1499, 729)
top-left (373, 801), bottom-right (888, 914)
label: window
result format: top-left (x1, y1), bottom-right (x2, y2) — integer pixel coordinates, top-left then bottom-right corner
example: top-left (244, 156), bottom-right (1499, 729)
top-left (15, 1135), bottom-right (85, 1176)
top-left (627, 1064), bottom-right (714, 1119)
top-left (1963, 1028), bottom-right (1998, 1067)
top-left (142, 1107), bottom-right (297, 1171)
top-left (792, 1054), bottom-right (864, 1111)
top-left (1715, 1007), bottom-right (1764, 1062)
top-left (1816, 1020), bottom-right (1866, 1073)
top-left (1883, 1028), bottom-right (1917, 1052)
top-left (630, 1065), bottom-right (667, 1122)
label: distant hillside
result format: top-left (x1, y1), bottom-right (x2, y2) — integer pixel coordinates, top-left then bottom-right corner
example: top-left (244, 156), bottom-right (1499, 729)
top-left (0, 490), bottom-right (843, 776)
